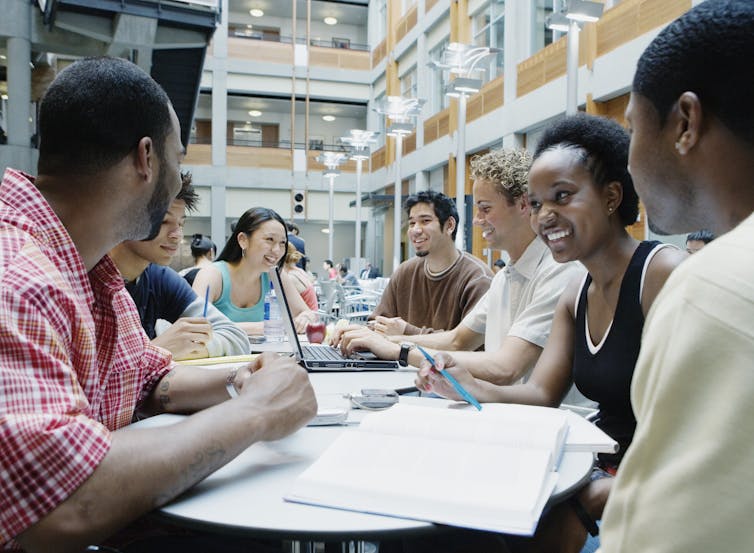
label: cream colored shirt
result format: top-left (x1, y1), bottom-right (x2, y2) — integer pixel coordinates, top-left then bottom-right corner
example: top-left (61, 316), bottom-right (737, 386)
top-left (599, 212), bottom-right (754, 552)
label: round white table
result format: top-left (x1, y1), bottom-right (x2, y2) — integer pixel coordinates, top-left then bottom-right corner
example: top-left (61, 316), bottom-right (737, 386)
top-left (133, 371), bottom-right (594, 543)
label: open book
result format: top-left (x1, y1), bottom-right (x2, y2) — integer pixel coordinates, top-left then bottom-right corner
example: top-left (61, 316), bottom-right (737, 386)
top-left (286, 403), bottom-right (573, 536)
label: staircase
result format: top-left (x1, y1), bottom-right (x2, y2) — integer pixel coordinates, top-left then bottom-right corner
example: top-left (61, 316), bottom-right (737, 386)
top-left (36, 0), bottom-right (218, 146)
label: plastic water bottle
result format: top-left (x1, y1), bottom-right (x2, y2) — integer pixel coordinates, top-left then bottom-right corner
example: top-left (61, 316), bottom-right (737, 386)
top-left (263, 287), bottom-right (285, 342)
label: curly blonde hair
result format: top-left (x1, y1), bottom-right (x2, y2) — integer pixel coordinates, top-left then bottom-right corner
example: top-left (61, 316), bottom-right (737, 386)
top-left (470, 148), bottom-right (532, 203)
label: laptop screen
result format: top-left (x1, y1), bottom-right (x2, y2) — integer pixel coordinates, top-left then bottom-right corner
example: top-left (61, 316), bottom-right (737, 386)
top-left (270, 267), bottom-right (305, 357)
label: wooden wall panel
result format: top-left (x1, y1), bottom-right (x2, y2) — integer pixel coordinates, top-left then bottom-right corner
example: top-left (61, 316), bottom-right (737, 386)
top-left (226, 146), bottom-right (292, 169)
top-left (395, 4), bottom-right (418, 44)
top-left (372, 146), bottom-right (387, 171)
top-left (184, 144), bottom-right (211, 165)
top-left (309, 47), bottom-right (370, 70)
top-left (517, 38), bottom-right (566, 97)
top-left (423, 108), bottom-right (451, 145)
top-left (372, 39), bottom-right (387, 68)
top-left (227, 37), bottom-right (291, 63)
top-left (425, 0), bottom-right (439, 13)
top-left (404, 132), bottom-right (417, 155)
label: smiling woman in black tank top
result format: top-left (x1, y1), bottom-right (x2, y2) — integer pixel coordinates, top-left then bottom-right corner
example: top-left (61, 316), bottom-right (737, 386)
top-left (416, 114), bottom-right (687, 552)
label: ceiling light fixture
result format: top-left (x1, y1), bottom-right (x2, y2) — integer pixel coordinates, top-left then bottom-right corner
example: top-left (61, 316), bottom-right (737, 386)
top-left (322, 115), bottom-right (336, 122)
top-left (249, 8), bottom-right (264, 17)
top-left (324, 16), bottom-right (338, 25)
top-left (248, 110), bottom-right (262, 117)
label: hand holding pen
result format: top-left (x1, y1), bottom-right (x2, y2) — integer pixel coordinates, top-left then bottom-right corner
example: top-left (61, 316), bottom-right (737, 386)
top-left (415, 346), bottom-right (482, 411)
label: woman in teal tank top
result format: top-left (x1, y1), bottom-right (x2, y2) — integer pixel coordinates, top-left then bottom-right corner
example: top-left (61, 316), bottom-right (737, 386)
top-left (191, 207), bottom-right (316, 336)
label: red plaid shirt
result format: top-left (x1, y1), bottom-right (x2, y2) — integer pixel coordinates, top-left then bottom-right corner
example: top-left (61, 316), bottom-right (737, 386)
top-left (0, 169), bottom-right (172, 548)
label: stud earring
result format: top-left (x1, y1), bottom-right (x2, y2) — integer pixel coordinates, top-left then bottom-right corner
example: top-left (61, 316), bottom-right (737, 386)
top-left (675, 142), bottom-right (682, 152)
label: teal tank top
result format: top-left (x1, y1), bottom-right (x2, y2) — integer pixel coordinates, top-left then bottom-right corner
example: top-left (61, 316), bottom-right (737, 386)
top-left (212, 261), bottom-right (270, 323)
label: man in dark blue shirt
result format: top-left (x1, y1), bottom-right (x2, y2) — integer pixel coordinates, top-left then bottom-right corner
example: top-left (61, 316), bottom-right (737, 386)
top-left (110, 173), bottom-right (249, 360)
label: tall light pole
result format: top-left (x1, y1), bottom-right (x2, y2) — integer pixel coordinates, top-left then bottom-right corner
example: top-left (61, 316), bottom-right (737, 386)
top-left (340, 129), bottom-right (379, 265)
top-left (546, 0), bottom-right (604, 115)
top-left (430, 43), bottom-right (501, 251)
top-left (317, 152), bottom-right (347, 261)
top-left (373, 96), bottom-right (425, 274)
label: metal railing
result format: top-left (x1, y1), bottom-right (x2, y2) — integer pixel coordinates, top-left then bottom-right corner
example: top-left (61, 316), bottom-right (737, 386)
top-left (229, 31), bottom-right (369, 52)
top-left (190, 137), bottom-right (353, 152)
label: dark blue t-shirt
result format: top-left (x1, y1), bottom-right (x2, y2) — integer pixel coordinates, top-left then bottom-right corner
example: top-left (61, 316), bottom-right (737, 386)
top-left (125, 264), bottom-right (197, 339)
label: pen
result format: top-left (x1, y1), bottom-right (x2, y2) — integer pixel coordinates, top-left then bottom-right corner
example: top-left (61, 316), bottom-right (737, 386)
top-left (415, 345), bottom-right (482, 411)
top-left (202, 285), bottom-right (210, 318)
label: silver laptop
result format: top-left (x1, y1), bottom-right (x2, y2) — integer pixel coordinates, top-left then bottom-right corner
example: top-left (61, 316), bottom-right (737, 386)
top-left (271, 267), bottom-right (399, 371)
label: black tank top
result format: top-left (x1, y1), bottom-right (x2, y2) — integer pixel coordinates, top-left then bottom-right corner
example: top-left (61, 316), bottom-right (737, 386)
top-left (573, 240), bottom-right (663, 466)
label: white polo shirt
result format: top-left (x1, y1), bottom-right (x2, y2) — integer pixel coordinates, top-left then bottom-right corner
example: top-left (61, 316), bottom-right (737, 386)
top-left (462, 237), bottom-right (584, 353)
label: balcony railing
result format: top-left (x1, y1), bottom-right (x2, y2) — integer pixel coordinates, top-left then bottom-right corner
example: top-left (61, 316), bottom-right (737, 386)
top-left (190, 136), bottom-right (353, 152)
top-left (229, 30), bottom-right (369, 52)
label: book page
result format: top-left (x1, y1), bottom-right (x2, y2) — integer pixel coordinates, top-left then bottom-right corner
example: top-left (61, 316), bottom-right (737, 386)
top-left (359, 404), bottom-right (568, 459)
top-left (288, 430), bottom-right (557, 535)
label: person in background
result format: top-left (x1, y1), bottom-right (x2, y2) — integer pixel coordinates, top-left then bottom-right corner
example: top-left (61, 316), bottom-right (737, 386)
top-left (192, 207), bottom-right (317, 335)
top-left (287, 221), bottom-right (307, 270)
top-left (597, 2), bottom-right (754, 551)
top-left (323, 259), bottom-right (337, 280)
top-left (110, 172), bottom-right (249, 360)
top-left (684, 228), bottom-right (714, 254)
top-left (492, 258), bottom-right (506, 274)
top-left (335, 151), bottom-right (581, 387)
top-left (417, 114), bottom-right (685, 553)
top-left (0, 56), bottom-right (315, 552)
top-left (338, 265), bottom-right (360, 289)
top-left (284, 242), bottom-right (318, 310)
top-left (180, 232), bottom-right (216, 286)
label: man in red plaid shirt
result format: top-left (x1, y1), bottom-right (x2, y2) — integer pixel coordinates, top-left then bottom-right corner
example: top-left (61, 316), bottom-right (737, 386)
top-left (0, 57), bottom-right (316, 552)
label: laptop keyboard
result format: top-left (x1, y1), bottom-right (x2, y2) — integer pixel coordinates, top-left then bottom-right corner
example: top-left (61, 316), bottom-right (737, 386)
top-left (302, 345), bottom-right (345, 361)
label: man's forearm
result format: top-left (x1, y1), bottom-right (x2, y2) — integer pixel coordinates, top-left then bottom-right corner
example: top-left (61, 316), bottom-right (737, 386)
top-left (17, 399), bottom-right (270, 553)
top-left (143, 365), bottom-right (234, 415)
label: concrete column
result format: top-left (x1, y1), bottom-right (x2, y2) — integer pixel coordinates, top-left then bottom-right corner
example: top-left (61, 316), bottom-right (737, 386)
top-left (2, 0), bottom-right (34, 173)
top-left (210, 0), bottom-right (229, 245)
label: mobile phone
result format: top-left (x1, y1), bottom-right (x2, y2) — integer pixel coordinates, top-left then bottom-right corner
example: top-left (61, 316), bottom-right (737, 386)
top-left (350, 390), bottom-right (399, 410)
top-left (308, 407), bottom-right (349, 426)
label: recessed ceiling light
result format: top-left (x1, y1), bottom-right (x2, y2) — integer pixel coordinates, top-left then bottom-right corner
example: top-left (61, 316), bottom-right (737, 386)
top-left (324, 16), bottom-right (338, 25)
top-left (0, 94), bottom-right (7, 100)
top-left (248, 110), bottom-right (262, 117)
top-left (249, 8), bottom-right (264, 17)
top-left (322, 115), bottom-right (336, 122)
top-left (246, 24), bottom-right (253, 28)
top-left (0, 54), bottom-right (6, 60)
top-left (321, 228), bottom-right (330, 234)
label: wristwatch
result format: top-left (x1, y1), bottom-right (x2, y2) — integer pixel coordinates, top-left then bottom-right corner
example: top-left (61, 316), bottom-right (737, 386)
top-left (398, 342), bottom-right (415, 367)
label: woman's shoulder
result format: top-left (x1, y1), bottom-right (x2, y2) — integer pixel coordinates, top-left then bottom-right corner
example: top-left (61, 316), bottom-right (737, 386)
top-left (641, 242), bottom-right (688, 313)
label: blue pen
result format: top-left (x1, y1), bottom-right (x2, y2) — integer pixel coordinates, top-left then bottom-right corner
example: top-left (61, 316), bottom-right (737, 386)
top-left (202, 285), bottom-right (210, 318)
top-left (416, 345), bottom-right (482, 411)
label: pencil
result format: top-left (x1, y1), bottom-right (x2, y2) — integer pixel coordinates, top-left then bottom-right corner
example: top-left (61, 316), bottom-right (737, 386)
top-left (415, 345), bottom-right (482, 411)
top-left (202, 285), bottom-right (210, 318)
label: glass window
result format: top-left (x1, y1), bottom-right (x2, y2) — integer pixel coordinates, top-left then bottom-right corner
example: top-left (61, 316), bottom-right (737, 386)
top-left (472, 0), bottom-right (505, 78)
top-left (533, 0), bottom-right (555, 52)
top-left (400, 66), bottom-right (418, 99)
top-left (429, 38), bottom-right (450, 113)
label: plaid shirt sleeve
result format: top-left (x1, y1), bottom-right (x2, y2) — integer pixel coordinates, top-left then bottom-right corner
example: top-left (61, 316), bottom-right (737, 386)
top-left (0, 253), bottom-right (172, 548)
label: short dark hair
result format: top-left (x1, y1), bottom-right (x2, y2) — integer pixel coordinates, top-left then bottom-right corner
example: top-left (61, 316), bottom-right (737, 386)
top-left (686, 229), bottom-right (715, 244)
top-left (287, 222), bottom-right (300, 234)
top-left (38, 56), bottom-right (173, 175)
top-left (494, 258), bottom-right (506, 269)
top-left (217, 207), bottom-right (288, 268)
top-left (324, 259), bottom-right (334, 268)
top-left (177, 171), bottom-right (199, 212)
top-left (404, 190), bottom-right (459, 241)
top-left (534, 114), bottom-right (639, 227)
top-left (190, 234), bottom-right (216, 259)
top-left (633, 0), bottom-right (754, 145)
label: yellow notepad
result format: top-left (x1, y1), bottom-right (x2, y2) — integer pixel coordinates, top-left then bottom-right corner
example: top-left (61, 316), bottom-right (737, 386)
top-left (177, 354), bottom-right (259, 366)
